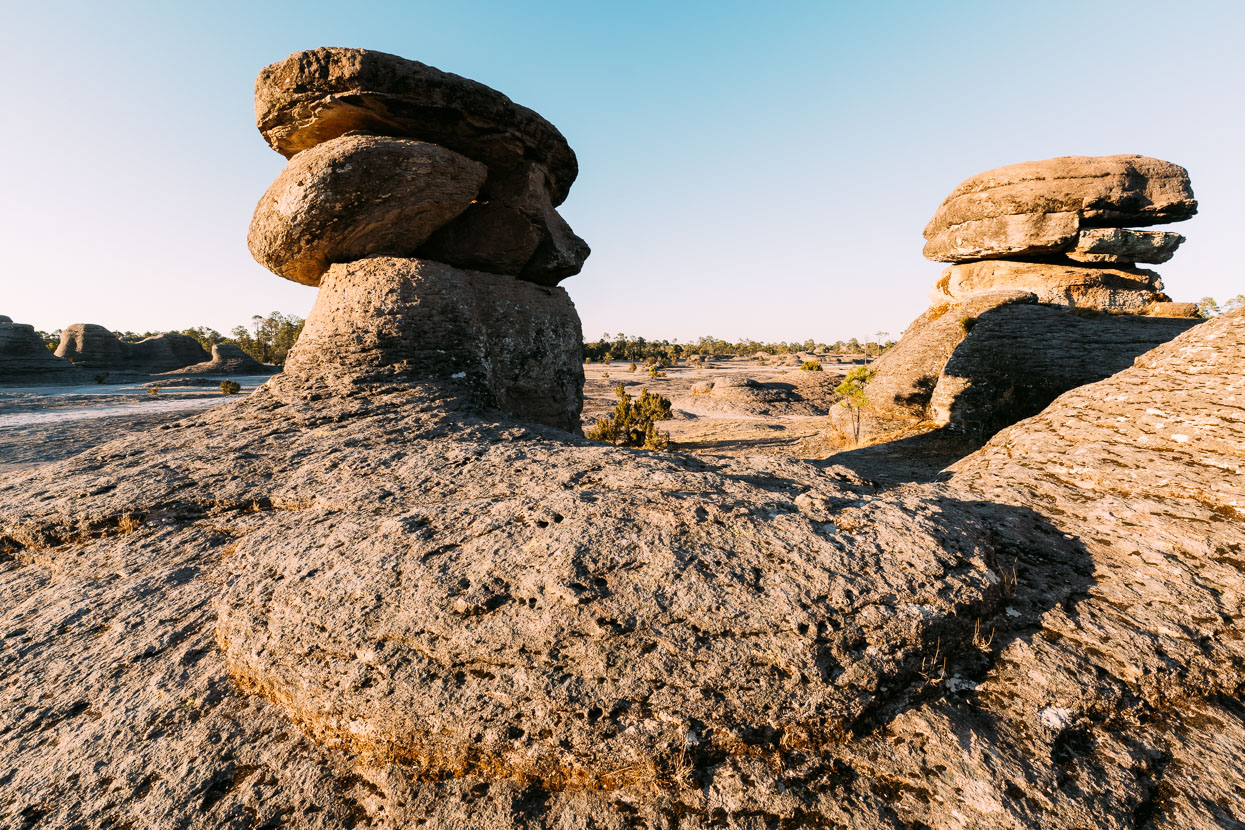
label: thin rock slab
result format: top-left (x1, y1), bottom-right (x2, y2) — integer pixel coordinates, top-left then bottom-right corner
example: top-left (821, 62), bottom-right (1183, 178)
top-left (930, 259), bottom-right (1168, 313)
top-left (1067, 227), bottom-right (1184, 264)
top-left (248, 135), bottom-right (486, 286)
top-left (923, 154), bottom-right (1196, 262)
top-left (281, 256), bottom-right (585, 432)
top-left (255, 47), bottom-right (579, 206)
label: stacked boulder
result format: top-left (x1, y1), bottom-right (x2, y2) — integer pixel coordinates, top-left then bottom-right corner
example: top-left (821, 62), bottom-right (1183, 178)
top-left (0, 315), bottom-right (80, 384)
top-left (841, 155), bottom-right (1203, 441)
top-left (249, 48), bottom-right (588, 432)
top-left (54, 324), bottom-right (209, 374)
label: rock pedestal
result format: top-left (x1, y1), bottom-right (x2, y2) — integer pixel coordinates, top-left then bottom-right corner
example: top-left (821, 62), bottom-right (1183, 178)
top-left (841, 154), bottom-right (1204, 442)
top-left (250, 48), bottom-right (589, 432)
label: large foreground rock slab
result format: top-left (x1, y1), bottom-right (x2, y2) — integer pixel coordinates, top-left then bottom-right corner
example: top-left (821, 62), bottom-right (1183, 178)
top-left (931, 259), bottom-right (1169, 312)
top-left (255, 47), bottom-right (579, 206)
top-left (1, 311), bottom-right (1241, 827)
top-left (282, 256), bottom-right (584, 432)
top-left (248, 135), bottom-right (486, 286)
top-left (923, 155), bottom-right (1196, 262)
top-left (0, 316), bottom-right (80, 384)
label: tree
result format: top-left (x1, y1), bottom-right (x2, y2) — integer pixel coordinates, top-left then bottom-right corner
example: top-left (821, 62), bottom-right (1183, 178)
top-left (835, 366), bottom-right (875, 445)
top-left (586, 385), bottom-right (673, 450)
top-left (1223, 294), bottom-right (1245, 314)
top-left (1197, 297), bottom-right (1221, 318)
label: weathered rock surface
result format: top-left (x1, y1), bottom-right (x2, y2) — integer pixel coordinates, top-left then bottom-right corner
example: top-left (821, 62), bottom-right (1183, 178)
top-left (931, 259), bottom-right (1169, 312)
top-left (255, 47), bottom-right (578, 206)
top-left (419, 161), bottom-right (590, 285)
top-left (248, 135), bottom-right (486, 286)
top-left (928, 304), bottom-right (1200, 435)
top-left (2, 309), bottom-right (1241, 828)
top-left (282, 256), bottom-right (584, 432)
top-left (1148, 300), bottom-right (1201, 318)
top-left (165, 343), bottom-right (274, 375)
top-left (54, 324), bottom-right (209, 373)
top-left (923, 155), bottom-right (1196, 262)
top-left (1067, 227), bottom-right (1184, 264)
top-left (0, 316), bottom-right (80, 384)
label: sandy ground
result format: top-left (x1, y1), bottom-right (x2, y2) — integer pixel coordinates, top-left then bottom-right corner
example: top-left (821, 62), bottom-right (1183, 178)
top-left (581, 355), bottom-right (860, 458)
top-left (0, 375), bottom-right (272, 473)
top-left (1, 360), bottom-right (975, 484)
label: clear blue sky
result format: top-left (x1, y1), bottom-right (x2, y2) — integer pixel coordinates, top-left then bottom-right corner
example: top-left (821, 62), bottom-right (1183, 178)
top-left (3, 0), bottom-right (1241, 344)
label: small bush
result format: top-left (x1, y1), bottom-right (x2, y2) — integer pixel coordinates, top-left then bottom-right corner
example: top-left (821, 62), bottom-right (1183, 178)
top-left (147, 386), bottom-right (160, 396)
top-left (647, 365), bottom-right (667, 379)
top-left (800, 361), bottom-right (823, 372)
top-left (586, 385), bottom-right (674, 450)
top-left (94, 372), bottom-right (109, 385)
top-left (960, 316), bottom-right (978, 334)
top-left (220, 380), bottom-right (242, 395)
top-left (628, 362), bottom-right (638, 373)
top-left (601, 371), bottom-right (611, 380)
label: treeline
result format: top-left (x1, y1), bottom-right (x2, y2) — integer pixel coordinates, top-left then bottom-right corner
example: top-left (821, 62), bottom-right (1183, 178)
top-left (35, 311), bottom-right (306, 366)
top-left (582, 333), bottom-right (896, 363)
top-left (1198, 295), bottom-right (1245, 317)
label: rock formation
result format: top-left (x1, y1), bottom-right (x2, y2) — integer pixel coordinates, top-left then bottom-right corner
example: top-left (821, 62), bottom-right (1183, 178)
top-left (164, 343), bottom-right (274, 375)
top-left (248, 48), bottom-right (586, 431)
top-left (2, 55), bottom-right (1241, 829)
top-left (54, 324), bottom-right (209, 373)
top-left (250, 47), bottom-right (589, 287)
top-left (841, 155), bottom-right (1203, 441)
top-left (0, 315), bottom-right (80, 384)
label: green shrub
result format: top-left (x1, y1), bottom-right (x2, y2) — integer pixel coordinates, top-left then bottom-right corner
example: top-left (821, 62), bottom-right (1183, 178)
top-left (800, 361), bottom-right (823, 371)
top-left (586, 385), bottom-right (674, 450)
top-left (94, 372), bottom-right (109, 385)
top-left (960, 316), bottom-right (978, 334)
top-left (647, 365), bottom-right (667, 379)
top-left (834, 367), bottom-right (875, 445)
top-left (220, 380), bottom-right (242, 395)
top-left (147, 386), bottom-right (160, 396)
top-left (627, 362), bottom-right (638, 373)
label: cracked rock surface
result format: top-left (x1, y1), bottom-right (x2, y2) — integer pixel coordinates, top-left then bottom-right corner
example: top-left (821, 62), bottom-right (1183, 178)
top-left (2, 310), bottom-right (1241, 828)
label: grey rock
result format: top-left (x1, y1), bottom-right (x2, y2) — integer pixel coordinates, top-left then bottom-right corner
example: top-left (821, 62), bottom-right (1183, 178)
top-left (419, 162), bottom-right (590, 284)
top-left (0, 316), bottom-right (79, 384)
top-left (163, 343), bottom-right (275, 375)
top-left (1, 310), bottom-right (1241, 828)
top-left (1147, 301), bottom-right (1201, 318)
top-left (1067, 227), bottom-right (1184, 264)
top-left (931, 259), bottom-right (1169, 313)
top-left (923, 155), bottom-right (1196, 262)
top-left (255, 47), bottom-right (578, 207)
top-left (248, 135), bottom-right (486, 286)
top-left (282, 256), bottom-right (584, 432)
top-left (54, 324), bottom-right (209, 373)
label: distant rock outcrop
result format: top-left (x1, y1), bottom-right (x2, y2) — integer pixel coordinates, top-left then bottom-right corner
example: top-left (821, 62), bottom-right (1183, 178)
top-left (839, 154), bottom-right (1203, 442)
top-left (55, 325), bottom-right (209, 373)
top-left (0, 315), bottom-right (80, 384)
top-left (163, 343), bottom-right (273, 375)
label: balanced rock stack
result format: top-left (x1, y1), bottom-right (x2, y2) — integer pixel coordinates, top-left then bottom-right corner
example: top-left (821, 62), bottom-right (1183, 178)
top-left (248, 47), bottom-right (588, 432)
top-left (842, 155), bottom-right (1203, 441)
top-left (924, 155), bottom-right (1198, 315)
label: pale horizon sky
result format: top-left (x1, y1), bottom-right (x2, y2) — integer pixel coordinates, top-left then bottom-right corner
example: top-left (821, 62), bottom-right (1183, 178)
top-left (3, 0), bottom-right (1242, 345)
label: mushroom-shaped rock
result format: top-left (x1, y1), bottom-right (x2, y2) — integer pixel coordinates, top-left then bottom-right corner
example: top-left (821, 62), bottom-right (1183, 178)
top-left (255, 47), bottom-right (579, 206)
top-left (923, 155), bottom-right (1196, 262)
top-left (248, 135), bottom-right (486, 286)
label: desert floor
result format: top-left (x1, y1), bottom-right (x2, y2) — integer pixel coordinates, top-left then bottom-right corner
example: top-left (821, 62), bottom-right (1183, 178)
top-left (0, 360), bottom-right (973, 484)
